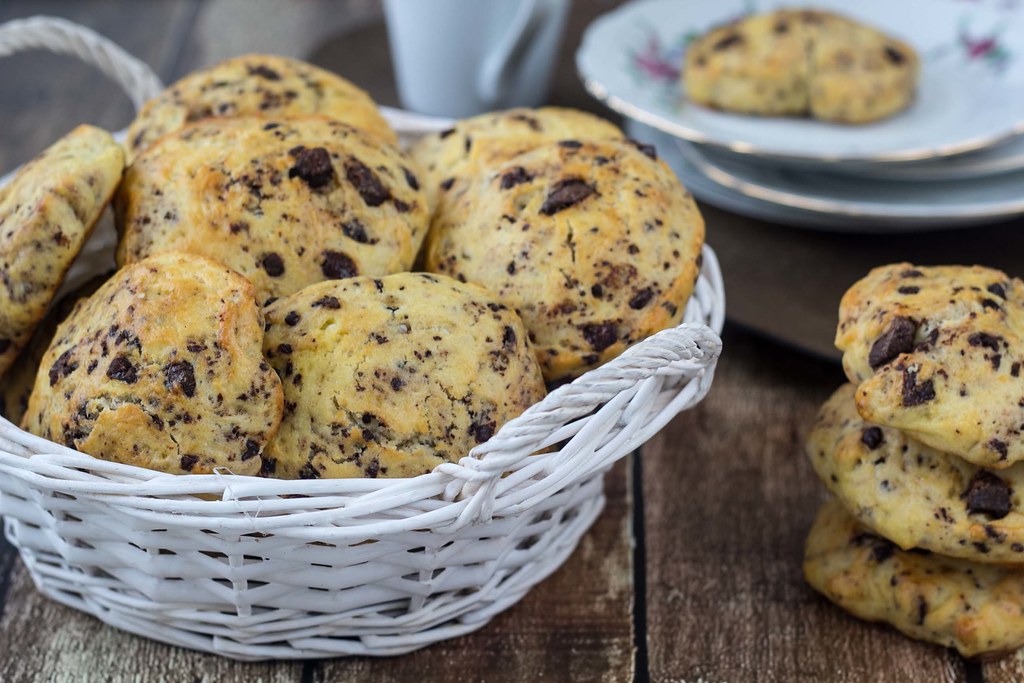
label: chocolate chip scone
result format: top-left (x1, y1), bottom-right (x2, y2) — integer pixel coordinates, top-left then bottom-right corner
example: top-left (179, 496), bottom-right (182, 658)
top-left (22, 252), bottom-right (283, 476)
top-left (116, 116), bottom-right (428, 303)
top-left (409, 107), bottom-right (623, 214)
top-left (836, 263), bottom-right (1024, 468)
top-left (424, 139), bottom-right (705, 382)
top-left (125, 54), bottom-right (396, 162)
top-left (1, 274), bottom-right (109, 425)
top-left (0, 125), bottom-right (123, 378)
top-left (262, 272), bottom-right (545, 479)
top-left (809, 384), bottom-right (1024, 564)
top-left (684, 9), bottom-right (918, 123)
top-left (804, 498), bottom-right (1024, 659)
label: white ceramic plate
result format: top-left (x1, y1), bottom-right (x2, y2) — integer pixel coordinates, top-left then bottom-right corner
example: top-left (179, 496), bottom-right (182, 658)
top-left (626, 120), bottom-right (1022, 232)
top-left (580, 0), bottom-right (1024, 164)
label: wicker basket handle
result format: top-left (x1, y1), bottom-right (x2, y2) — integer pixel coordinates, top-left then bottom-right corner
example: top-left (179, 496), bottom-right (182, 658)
top-left (0, 16), bottom-right (164, 112)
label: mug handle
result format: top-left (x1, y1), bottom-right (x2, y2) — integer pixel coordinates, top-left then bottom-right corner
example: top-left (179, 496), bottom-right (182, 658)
top-left (475, 0), bottom-right (550, 108)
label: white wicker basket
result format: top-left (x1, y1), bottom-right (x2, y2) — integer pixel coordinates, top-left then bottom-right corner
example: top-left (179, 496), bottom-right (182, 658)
top-left (0, 17), bottom-right (725, 660)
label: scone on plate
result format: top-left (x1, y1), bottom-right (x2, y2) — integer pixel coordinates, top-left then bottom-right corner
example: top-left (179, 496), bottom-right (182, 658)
top-left (1, 274), bottom-right (109, 425)
top-left (684, 9), bottom-right (918, 123)
top-left (125, 54), bottom-right (396, 162)
top-left (0, 124), bottom-right (123, 378)
top-left (808, 384), bottom-right (1024, 564)
top-left (805, 498), bottom-right (1024, 659)
top-left (835, 263), bottom-right (1024, 469)
top-left (409, 107), bottom-right (623, 214)
top-left (116, 116), bottom-right (429, 303)
top-left (425, 138), bottom-right (704, 382)
top-left (22, 252), bottom-right (284, 476)
top-left (262, 273), bottom-right (546, 479)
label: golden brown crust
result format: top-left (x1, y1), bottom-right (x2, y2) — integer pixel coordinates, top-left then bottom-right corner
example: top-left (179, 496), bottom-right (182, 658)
top-left (425, 139), bottom-right (704, 382)
top-left (0, 125), bottom-right (124, 377)
top-left (262, 273), bottom-right (546, 479)
top-left (409, 107), bottom-right (623, 215)
top-left (126, 54), bottom-right (396, 162)
top-left (836, 263), bottom-right (1024, 468)
top-left (804, 498), bottom-right (1024, 659)
top-left (684, 9), bottom-right (918, 123)
top-left (116, 116), bottom-right (429, 302)
top-left (22, 252), bottom-right (283, 476)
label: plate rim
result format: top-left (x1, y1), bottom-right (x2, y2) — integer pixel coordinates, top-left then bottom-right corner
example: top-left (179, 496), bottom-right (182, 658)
top-left (578, 0), bottom-right (1024, 164)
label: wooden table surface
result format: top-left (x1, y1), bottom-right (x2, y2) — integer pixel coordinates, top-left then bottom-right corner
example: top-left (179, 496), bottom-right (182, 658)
top-left (0, 1), bottom-right (1022, 681)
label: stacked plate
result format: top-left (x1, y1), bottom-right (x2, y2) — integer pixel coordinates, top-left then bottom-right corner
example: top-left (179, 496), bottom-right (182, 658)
top-left (577, 0), bottom-right (1024, 232)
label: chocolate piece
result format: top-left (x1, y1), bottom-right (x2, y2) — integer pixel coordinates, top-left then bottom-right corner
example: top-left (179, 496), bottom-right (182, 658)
top-left (49, 350), bottom-right (78, 386)
top-left (470, 420), bottom-right (496, 443)
top-left (968, 333), bottom-right (1003, 352)
top-left (963, 471), bottom-right (1012, 519)
top-left (500, 166), bottom-right (533, 190)
top-left (402, 167), bottom-right (419, 190)
top-left (311, 295), bottom-right (341, 309)
top-left (342, 220), bottom-right (373, 244)
top-left (898, 286), bottom-right (920, 295)
top-left (262, 252), bottom-right (285, 277)
top-left (321, 250), bottom-right (358, 279)
top-left (163, 360), bottom-right (196, 397)
top-left (344, 158), bottom-right (390, 206)
top-left (180, 454), bottom-right (199, 471)
top-left (884, 46), bottom-right (906, 65)
top-left (288, 147), bottom-right (334, 189)
top-left (868, 317), bottom-right (916, 369)
top-left (581, 322), bottom-right (618, 352)
top-left (540, 178), bottom-right (595, 215)
top-left (988, 283), bottom-right (1007, 299)
top-left (241, 439), bottom-right (260, 461)
top-left (106, 355), bottom-right (138, 384)
top-left (901, 366), bottom-right (935, 406)
top-left (247, 64), bottom-right (281, 80)
top-left (713, 33), bottom-right (743, 51)
top-left (284, 311), bottom-right (300, 326)
top-left (629, 288), bottom-right (655, 310)
top-left (628, 139), bottom-right (657, 160)
top-left (861, 426), bottom-right (884, 450)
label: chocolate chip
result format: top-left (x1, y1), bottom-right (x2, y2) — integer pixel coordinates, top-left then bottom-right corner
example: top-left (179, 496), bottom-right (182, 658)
top-left (861, 427), bottom-right (884, 450)
top-left (712, 33), bottom-right (743, 51)
top-left (49, 349), bottom-right (78, 386)
top-left (186, 341), bottom-right (207, 353)
top-left (262, 252), bottom-right (285, 277)
top-left (901, 366), bottom-right (935, 406)
top-left (884, 46), bottom-right (906, 65)
top-left (342, 220), bottom-right (373, 244)
top-left (581, 322), bottom-right (618, 352)
top-left (344, 158), bottom-right (390, 206)
top-left (311, 295), bottom-right (341, 309)
top-left (106, 355), bottom-right (138, 384)
top-left (901, 269), bottom-right (924, 278)
top-left (180, 454), bottom-right (199, 471)
top-left (393, 198), bottom-right (411, 213)
top-left (390, 377), bottom-right (404, 391)
top-left (989, 439), bottom-right (1009, 460)
top-left (259, 457), bottom-right (277, 477)
top-left (163, 360), bottom-right (196, 397)
top-left (284, 311), bottom-right (301, 326)
top-left (277, 344), bottom-right (293, 355)
top-left (500, 166), bottom-right (533, 190)
top-left (540, 178), bottom-right (595, 215)
top-left (248, 64), bottom-right (281, 80)
top-left (402, 166), bottom-right (420, 190)
top-left (871, 541), bottom-right (895, 563)
top-left (298, 463), bottom-right (321, 479)
top-left (988, 283), bottom-right (1007, 299)
top-left (321, 251), bottom-right (357, 279)
top-left (629, 288), bottom-right (655, 310)
top-left (288, 147), bottom-right (334, 189)
top-left (438, 128), bottom-right (455, 139)
top-left (968, 332), bottom-right (1003, 352)
top-left (440, 177), bottom-right (455, 191)
top-left (502, 326), bottom-right (516, 352)
top-left (628, 139), bottom-right (657, 160)
top-left (591, 284), bottom-right (604, 298)
top-left (773, 20), bottom-right (789, 34)
top-left (963, 470), bottom-right (1012, 519)
top-left (868, 316), bottom-right (916, 369)
top-left (241, 439), bottom-right (260, 461)
top-left (470, 420), bottom-right (496, 443)
top-left (916, 596), bottom-right (928, 625)
top-left (982, 298), bottom-right (1001, 310)
top-left (898, 286), bottom-right (919, 295)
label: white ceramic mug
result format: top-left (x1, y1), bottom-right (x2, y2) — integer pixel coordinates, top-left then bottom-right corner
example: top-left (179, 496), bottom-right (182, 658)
top-left (383, 0), bottom-right (572, 117)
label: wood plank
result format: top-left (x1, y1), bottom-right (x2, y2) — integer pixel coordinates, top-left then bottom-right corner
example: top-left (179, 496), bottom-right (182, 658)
top-left (0, 0), bottom-right (200, 170)
top-left (312, 459), bottom-right (635, 683)
top-left (0, 563), bottom-right (303, 682)
top-left (641, 326), bottom-right (968, 683)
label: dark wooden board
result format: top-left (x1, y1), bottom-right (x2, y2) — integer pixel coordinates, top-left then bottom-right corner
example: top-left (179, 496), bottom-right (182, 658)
top-left (641, 327), bottom-right (969, 682)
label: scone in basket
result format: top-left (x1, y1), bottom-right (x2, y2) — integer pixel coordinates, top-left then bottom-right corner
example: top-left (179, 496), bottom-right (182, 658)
top-left (0, 18), bottom-right (725, 660)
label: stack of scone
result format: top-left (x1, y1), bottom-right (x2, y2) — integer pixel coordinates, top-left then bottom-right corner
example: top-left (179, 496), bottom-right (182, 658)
top-left (804, 263), bottom-right (1024, 659)
top-left (0, 54), bottom-right (706, 480)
